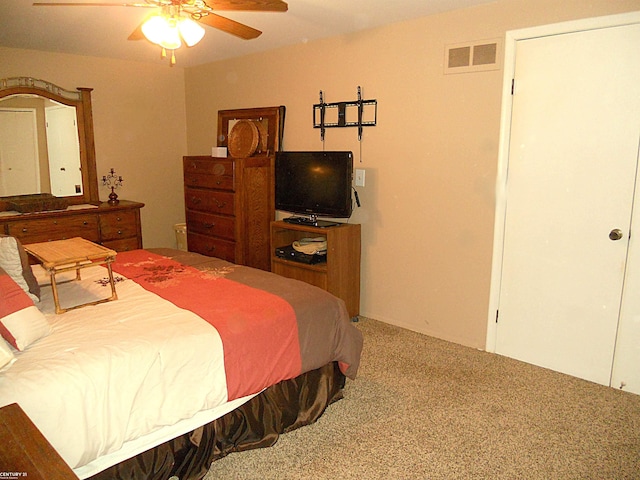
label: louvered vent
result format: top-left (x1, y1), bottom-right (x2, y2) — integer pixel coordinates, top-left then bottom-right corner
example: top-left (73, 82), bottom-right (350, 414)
top-left (445, 39), bottom-right (501, 74)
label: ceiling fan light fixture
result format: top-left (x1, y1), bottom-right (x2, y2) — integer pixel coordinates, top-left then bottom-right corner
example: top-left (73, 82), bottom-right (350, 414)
top-left (159, 28), bottom-right (182, 50)
top-left (178, 17), bottom-right (205, 47)
top-left (34, 0), bottom-right (288, 65)
top-left (141, 14), bottom-right (182, 50)
top-left (141, 15), bottom-right (165, 45)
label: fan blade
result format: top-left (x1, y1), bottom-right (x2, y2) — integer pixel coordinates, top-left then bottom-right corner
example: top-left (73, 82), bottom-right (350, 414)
top-left (197, 13), bottom-right (261, 39)
top-left (33, 2), bottom-right (157, 6)
top-left (128, 21), bottom-right (146, 40)
top-left (33, 1), bottom-right (288, 10)
top-left (204, 0), bottom-right (287, 12)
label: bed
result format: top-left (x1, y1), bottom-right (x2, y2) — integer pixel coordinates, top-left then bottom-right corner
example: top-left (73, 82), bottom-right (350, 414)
top-left (0, 238), bottom-right (363, 479)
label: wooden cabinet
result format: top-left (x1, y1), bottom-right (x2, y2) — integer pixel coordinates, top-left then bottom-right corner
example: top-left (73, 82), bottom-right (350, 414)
top-left (270, 221), bottom-right (361, 318)
top-left (184, 155), bottom-right (274, 271)
top-left (0, 200), bottom-right (144, 251)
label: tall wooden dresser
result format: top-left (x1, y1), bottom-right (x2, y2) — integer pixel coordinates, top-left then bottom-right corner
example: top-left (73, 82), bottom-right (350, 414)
top-left (183, 155), bottom-right (273, 271)
top-left (183, 106), bottom-right (284, 271)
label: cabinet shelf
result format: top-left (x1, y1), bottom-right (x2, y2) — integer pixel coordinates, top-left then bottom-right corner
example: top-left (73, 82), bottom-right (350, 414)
top-left (270, 220), bottom-right (361, 318)
top-left (271, 256), bottom-right (328, 273)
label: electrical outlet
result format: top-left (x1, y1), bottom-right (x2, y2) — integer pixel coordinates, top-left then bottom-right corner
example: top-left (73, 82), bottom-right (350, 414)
top-left (355, 169), bottom-right (366, 187)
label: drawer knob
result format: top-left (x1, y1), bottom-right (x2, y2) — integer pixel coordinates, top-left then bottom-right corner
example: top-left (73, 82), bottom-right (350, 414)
top-left (116, 217), bottom-right (122, 221)
top-left (214, 199), bottom-right (227, 209)
top-left (83, 221), bottom-right (88, 225)
top-left (22, 227), bottom-right (27, 233)
top-left (204, 222), bottom-right (215, 229)
top-left (117, 230), bottom-right (123, 235)
top-left (207, 245), bottom-right (216, 252)
top-left (191, 197), bottom-right (201, 204)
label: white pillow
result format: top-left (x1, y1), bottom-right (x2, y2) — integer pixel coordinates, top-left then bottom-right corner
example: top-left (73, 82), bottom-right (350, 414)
top-left (0, 267), bottom-right (51, 351)
top-left (0, 337), bottom-right (15, 370)
top-left (0, 236), bottom-right (39, 302)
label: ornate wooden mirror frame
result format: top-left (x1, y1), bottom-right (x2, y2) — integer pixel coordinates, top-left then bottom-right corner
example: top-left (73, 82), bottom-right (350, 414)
top-left (0, 77), bottom-right (99, 211)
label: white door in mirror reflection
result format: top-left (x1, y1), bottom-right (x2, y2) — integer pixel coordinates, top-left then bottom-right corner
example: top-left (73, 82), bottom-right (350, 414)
top-left (45, 105), bottom-right (83, 197)
top-left (0, 108), bottom-right (40, 196)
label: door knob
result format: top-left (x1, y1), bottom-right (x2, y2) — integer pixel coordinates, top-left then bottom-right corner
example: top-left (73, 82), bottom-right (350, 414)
top-left (609, 229), bottom-right (624, 241)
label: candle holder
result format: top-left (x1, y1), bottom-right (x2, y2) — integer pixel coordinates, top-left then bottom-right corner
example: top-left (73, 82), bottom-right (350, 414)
top-left (102, 168), bottom-right (124, 205)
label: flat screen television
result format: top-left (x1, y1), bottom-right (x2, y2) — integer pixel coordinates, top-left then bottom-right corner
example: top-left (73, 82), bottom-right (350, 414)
top-left (275, 151), bottom-right (353, 227)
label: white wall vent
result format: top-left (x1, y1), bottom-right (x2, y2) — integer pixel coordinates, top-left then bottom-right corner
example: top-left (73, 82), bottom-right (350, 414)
top-left (444, 39), bottom-right (502, 74)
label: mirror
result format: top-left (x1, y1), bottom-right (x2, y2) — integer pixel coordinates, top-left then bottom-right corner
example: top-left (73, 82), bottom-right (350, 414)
top-left (0, 95), bottom-right (82, 197)
top-left (0, 77), bottom-right (99, 211)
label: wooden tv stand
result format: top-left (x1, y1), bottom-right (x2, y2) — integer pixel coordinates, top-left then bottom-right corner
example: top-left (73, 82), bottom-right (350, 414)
top-left (270, 220), bottom-right (361, 319)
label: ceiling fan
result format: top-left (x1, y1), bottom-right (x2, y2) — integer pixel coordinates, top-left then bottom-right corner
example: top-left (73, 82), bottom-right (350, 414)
top-left (33, 1), bottom-right (289, 64)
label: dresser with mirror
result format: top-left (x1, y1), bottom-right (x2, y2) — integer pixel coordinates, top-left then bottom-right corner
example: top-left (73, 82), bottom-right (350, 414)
top-left (0, 77), bottom-right (143, 251)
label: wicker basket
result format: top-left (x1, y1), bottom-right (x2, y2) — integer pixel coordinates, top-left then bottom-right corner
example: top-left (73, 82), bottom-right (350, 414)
top-left (8, 193), bottom-right (68, 213)
top-left (228, 120), bottom-right (259, 158)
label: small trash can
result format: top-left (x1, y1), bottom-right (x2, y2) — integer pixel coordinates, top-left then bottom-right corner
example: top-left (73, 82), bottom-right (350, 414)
top-left (174, 223), bottom-right (187, 251)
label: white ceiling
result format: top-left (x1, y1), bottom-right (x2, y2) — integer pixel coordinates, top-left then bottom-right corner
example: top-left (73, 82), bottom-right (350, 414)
top-left (0, 0), bottom-right (496, 67)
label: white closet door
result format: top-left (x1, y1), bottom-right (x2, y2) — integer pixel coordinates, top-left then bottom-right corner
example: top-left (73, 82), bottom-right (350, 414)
top-left (496, 23), bottom-right (640, 387)
top-left (45, 105), bottom-right (82, 196)
top-left (0, 109), bottom-right (40, 196)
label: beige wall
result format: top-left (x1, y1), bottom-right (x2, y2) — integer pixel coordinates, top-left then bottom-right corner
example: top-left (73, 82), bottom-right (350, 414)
top-left (1, 0), bottom-right (636, 350)
top-left (0, 47), bottom-right (188, 249)
top-left (184, 0), bottom-right (640, 348)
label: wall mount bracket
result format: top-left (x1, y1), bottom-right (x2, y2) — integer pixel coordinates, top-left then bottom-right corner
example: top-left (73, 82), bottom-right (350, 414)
top-left (313, 86), bottom-right (377, 141)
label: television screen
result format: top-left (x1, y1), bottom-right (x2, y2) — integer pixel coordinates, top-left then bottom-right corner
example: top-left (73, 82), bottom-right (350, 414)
top-left (275, 151), bottom-right (353, 222)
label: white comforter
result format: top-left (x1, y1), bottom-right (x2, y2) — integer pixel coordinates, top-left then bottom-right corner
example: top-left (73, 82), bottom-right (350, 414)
top-left (0, 265), bottom-right (233, 474)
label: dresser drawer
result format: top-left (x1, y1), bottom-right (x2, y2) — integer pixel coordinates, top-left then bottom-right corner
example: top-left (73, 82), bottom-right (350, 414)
top-left (187, 232), bottom-right (235, 262)
top-left (184, 157), bottom-right (234, 176)
top-left (184, 188), bottom-right (235, 216)
top-left (186, 210), bottom-right (235, 241)
top-left (7, 215), bottom-right (99, 244)
top-left (184, 158), bottom-right (234, 191)
top-left (183, 172), bottom-right (234, 191)
top-left (99, 211), bottom-right (139, 240)
top-left (101, 237), bottom-right (140, 252)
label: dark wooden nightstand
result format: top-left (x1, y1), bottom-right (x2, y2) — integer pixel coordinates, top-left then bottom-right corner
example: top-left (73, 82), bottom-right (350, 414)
top-left (0, 403), bottom-right (77, 479)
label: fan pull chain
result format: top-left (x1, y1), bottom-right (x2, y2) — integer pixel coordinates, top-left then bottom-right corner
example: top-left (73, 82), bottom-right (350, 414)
top-left (159, 47), bottom-right (176, 66)
top-left (159, 48), bottom-right (176, 66)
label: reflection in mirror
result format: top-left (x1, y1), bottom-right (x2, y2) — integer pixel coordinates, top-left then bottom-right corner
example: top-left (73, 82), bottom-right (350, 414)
top-left (0, 77), bottom-right (99, 211)
top-left (0, 94), bottom-right (82, 197)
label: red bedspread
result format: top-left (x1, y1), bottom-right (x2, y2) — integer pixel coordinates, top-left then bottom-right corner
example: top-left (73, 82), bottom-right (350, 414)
top-left (112, 250), bottom-right (301, 401)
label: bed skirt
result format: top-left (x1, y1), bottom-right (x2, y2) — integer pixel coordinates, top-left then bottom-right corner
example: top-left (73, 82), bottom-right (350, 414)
top-left (88, 362), bottom-right (346, 480)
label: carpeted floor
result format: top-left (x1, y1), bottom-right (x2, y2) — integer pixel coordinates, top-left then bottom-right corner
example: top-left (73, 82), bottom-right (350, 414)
top-left (203, 317), bottom-right (640, 479)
